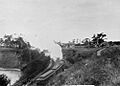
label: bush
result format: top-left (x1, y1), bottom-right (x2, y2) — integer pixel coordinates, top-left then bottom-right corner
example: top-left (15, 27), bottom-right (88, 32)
top-left (0, 74), bottom-right (10, 86)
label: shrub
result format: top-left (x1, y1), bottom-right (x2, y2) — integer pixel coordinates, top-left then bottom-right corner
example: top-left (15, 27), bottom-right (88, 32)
top-left (0, 74), bottom-right (10, 86)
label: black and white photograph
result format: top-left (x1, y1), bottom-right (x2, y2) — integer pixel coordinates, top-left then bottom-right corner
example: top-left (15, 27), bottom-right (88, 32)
top-left (0, 0), bottom-right (120, 86)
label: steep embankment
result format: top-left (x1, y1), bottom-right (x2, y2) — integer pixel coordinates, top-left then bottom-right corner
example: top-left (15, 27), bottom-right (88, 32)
top-left (62, 47), bottom-right (99, 64)
top-left (47, 46), bottom-right (120, 86)
top-left (14, 51), bottom-right (51, 86)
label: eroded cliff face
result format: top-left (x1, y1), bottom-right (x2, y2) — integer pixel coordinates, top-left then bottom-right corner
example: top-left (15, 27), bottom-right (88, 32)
top-left (0, 48), bottom-right (19, 68)
top-left (47, 46), bottom-right (120, 86)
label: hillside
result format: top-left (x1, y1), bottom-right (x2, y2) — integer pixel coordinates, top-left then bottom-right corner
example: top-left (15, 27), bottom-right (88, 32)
top-left (47, 46), bottom-right (120, 86)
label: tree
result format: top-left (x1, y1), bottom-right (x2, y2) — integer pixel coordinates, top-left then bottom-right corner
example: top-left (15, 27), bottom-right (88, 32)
top-left (91, 32), bottom-right (107, 47)
top-left (0, 74), bottom-right (10, 86)
top-left (3, 34), bottom-right (13, 47)
top-left (0, 34), bottom-right (31, 49)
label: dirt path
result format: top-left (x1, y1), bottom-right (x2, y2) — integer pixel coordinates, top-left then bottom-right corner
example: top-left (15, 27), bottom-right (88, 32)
top-left (97, 48), bottom-right (106, 56)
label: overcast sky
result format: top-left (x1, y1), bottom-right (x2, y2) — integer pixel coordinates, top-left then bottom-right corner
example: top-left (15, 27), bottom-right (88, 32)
top-left (0, 0), bottom-right (120, 59)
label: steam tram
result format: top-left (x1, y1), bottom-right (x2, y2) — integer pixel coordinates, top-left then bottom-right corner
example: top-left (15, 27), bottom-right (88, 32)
top-left (28, 59), bottom-right (65, 86)
top-left (12, 59), bottom-right (65, 86)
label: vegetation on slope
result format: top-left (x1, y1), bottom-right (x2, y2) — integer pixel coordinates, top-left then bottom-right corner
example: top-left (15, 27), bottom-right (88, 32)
top-left (47, 46), bottom-right (120, 86)
top-left (62, 47), bottom-right (99, 64)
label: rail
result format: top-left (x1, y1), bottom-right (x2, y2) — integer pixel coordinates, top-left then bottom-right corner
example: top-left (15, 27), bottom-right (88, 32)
top-left (38, 62), bottom-right (64, 80)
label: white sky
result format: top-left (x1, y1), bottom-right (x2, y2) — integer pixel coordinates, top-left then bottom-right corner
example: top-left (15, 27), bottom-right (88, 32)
top-left (0, 0), bottom-right (120, 59)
